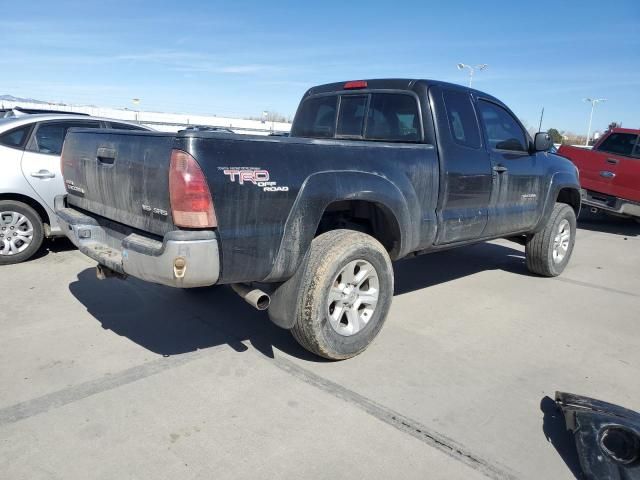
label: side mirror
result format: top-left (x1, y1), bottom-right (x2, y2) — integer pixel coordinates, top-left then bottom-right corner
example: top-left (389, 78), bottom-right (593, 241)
top-left (534, 132), bottom-right (553, 152)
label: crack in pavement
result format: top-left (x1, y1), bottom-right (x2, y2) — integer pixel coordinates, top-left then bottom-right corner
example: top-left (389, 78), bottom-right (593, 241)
top-left (0, 346), bottom-right (221, 427)
top-left (270, 355), bottom-right (518, 480)
top-left (554, 276), bottom-right (640, 298)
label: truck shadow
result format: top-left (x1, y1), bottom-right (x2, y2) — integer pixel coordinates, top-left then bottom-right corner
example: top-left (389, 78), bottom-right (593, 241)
top-left (68, 241), bottom-right (530, 361)
top-left (31, 237), bottom-right (76, 261)
top-left (577, 210), bottom-right (640, 237)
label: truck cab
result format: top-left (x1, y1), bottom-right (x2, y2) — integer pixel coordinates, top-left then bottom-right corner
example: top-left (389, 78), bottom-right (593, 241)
top-left (559, 129), bottom-right (640, 219)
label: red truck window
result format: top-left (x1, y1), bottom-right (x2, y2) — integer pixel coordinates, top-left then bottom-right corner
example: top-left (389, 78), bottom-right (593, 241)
top-left (596, 132), bottom-right (639, 157)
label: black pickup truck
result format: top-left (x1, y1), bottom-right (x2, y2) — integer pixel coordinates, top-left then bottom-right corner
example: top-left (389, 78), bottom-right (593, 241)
top-left (56, 79), bottom-right (580, 359)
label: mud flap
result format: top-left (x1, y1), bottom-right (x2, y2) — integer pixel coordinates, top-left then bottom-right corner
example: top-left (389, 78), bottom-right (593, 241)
top-left (556, 391), bottom-right (640, 479)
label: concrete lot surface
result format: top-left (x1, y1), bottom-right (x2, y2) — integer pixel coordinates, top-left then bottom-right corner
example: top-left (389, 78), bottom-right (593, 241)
top-left (1, 213), bottom-right (639, 479)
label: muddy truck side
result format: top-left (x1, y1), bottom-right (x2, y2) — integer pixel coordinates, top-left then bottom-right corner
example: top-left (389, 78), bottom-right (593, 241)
top-left (56, 79), bottom-right (580, 359)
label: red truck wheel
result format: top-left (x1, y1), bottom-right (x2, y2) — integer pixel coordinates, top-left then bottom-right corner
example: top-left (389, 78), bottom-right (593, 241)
top-left (525, 203), bottom-right (576, 277)
top-left (290, 229), bottom-right (393, 360)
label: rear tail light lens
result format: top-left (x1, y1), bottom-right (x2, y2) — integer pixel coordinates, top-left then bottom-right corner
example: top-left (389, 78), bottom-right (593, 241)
top-left (169, 149), bottom-right (217, 228)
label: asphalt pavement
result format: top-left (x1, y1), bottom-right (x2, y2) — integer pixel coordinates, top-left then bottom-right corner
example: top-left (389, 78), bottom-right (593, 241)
top-left (1, 212), bottom-right (639, 479)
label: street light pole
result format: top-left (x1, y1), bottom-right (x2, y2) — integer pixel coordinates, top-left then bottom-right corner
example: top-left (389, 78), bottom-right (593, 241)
top-left (583, 97), bottom-right (606, 147)
top-left (457, 63), bottom-right (488, 87)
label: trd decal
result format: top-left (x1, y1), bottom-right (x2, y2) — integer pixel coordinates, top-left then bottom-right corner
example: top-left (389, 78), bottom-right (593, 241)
top-left (222, 169), bottom-right (270, 185)
top-left (219, 167), bottom-right (289, 192)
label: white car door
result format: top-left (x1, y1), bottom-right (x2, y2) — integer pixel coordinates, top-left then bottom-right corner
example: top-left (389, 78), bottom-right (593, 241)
top-left (20, 120), bottom-right (101, 210)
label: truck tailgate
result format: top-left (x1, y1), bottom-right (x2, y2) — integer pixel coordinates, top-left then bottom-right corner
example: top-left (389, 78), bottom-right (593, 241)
top-left (61, 130), bottom-right (176, 236)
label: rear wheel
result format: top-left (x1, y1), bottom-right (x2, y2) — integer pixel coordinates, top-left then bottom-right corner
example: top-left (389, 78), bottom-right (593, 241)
top-left (291, 230), bottom-right (393, 360)
top-left (0, 200), bottom-right (44, 265)
top-left (525, 203), bottom-right (576, 277)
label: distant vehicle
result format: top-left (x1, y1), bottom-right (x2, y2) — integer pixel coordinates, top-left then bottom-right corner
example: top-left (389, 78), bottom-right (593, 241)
top-left (0, 114), bottom-right (152, 264)
top-left (0, 107), bottom-right (90, 118)
top-left (56, 79), bottom-right (580, 360)
top-left (559, 128), bottom-right (640, 220)
top-left (180, 125), bottom-right (235, 133)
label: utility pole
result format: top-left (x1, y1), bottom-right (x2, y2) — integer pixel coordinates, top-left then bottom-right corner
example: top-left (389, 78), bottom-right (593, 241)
top-left (583, 98), bottom-right (606, 146)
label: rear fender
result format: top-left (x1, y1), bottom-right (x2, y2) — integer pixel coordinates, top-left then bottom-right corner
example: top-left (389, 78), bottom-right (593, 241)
top-left (263, 170), bottom-right (414, 282)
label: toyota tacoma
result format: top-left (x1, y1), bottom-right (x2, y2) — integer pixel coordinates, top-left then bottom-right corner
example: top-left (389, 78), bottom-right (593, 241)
top-left (55, 79), bottom-right (581, 359)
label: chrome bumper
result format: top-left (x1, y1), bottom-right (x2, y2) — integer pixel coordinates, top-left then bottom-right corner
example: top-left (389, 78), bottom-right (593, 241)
top-left (55, 196), bottom-right (220, 288)
top-left (580, 189), bottom-right (640, 218)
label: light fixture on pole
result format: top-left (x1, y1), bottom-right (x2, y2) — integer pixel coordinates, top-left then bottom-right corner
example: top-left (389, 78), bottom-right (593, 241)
top-left (456, 63), bottom-right (488, 87)
top-left (583, 97), bottom-right (606, 146)
top-left (132, 98), bottom-right (141, 123)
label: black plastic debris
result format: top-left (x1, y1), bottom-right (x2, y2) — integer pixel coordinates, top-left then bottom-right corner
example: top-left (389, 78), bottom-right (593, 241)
top-left (556, 391), bottom-right (640, 480)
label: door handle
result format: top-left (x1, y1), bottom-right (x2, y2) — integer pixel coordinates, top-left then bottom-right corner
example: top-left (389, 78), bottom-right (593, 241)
top-left (606, 158), bottom-right (619, 165)
top-left (600, 171), bottom-right (616, 179)
top-left (493, 165), bottom-right (508, 173)
top-left (97, 147), bottom-right (116, 165)
top-left (30, 170), bottom-right (55, 179)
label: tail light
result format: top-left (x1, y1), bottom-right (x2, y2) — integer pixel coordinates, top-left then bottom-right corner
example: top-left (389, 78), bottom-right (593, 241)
top-left (169, 149), bottom-right (217, 228)
top-left (344, 80), bottom-right (367, 90)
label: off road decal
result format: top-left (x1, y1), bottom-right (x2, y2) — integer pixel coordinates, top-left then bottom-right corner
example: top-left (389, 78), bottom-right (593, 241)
top-left (219, 167), bottom-right (289, 192)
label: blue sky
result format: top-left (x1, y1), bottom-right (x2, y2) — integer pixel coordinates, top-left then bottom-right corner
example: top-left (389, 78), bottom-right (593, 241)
top-left (1, 0), bottom-right (638, 133)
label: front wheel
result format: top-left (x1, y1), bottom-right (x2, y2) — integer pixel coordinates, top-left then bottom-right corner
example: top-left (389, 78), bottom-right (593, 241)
top-left (525, 203), bottom-right (576, 277)
top-left (291, 230), bottom-right (394, 360)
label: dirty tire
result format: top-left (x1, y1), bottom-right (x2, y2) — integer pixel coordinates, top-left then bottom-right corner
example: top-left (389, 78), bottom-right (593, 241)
top-left (290, 229), bottom-right (393, 360)
top-left (525, 202), bottom-right (576, 277)
top-left (0, 200), bottom-right (44, 265)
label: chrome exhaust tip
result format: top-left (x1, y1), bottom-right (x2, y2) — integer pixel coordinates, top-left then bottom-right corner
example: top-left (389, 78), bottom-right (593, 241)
top-left (231, 283), bottom-right (270, 310)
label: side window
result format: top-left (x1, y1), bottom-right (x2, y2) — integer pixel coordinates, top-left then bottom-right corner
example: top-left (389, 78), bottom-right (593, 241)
top-left (366, 93), bottom-right (420, 142)
top-left (291, 96), bottom-right (338, 138)
top-left (442, 90), bottom-right (481, 148)
top-left (0, 125), bottom-right (32, 149)
top-left (110, 122), bottom-right (147, 131)
top-left (633, 139), bottom-right (640, 159)
top-left (477, 101), bottom-right (527, 152)
top-left (336, 95), bottom-right (367, 137)
top-left (596, 133), bottom-right (638, 157)
top-left (31, 121), bottom-right (100, 155)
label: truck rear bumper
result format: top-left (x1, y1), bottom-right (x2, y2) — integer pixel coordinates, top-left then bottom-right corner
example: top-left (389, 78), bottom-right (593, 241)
top-left (581, 189), bottom-right (640, 218)
top-left (54, 195), bottom-right (220, 288)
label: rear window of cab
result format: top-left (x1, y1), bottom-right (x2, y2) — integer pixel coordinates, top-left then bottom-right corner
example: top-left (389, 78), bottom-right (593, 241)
top-left (292, 92), bottom-right (421, 143)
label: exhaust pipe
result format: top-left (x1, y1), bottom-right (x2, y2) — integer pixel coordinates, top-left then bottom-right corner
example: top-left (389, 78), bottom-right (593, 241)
top-left (231, 283), bottom-right (270, 310)
top-left (590, 207), bottom-right (599, 214)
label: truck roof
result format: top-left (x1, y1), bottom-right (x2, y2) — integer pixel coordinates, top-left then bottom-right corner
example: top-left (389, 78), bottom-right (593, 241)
top-left (608, 127), bottom-right (640, 135)
top-left (302, 78), bottom-right (504, 105)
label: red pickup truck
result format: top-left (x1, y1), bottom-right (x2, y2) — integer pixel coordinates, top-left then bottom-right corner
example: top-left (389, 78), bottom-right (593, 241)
top-left (559, 128), bottom-right (640, 220)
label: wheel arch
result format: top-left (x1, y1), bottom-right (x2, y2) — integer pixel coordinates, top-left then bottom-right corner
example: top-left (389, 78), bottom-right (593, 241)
top-left (532, 171), bottom-right (581, 233)
top-left (556, 187), bottom-right (581, 216)
top-left (263, 171), bottom-right (414, 282)
top-left (0, 193), bottom-right (50, 233)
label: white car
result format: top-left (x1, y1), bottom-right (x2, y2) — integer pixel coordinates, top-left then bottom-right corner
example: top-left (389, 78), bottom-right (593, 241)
top-left (0, 114), bottom-right (151, 264)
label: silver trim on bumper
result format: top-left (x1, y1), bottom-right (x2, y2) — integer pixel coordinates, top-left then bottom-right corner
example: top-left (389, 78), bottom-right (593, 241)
top-left (580, 189), bottom-right (640, 218)
top-left (55, 197), bottom-right (220, 288)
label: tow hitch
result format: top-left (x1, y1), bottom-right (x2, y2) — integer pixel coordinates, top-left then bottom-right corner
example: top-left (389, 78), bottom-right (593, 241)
top-left (96, 264), bottom-right (128, 281)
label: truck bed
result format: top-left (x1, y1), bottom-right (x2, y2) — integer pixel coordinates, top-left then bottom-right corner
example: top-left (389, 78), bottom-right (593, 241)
top-left (61, 129), bottom-right (439, 283)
